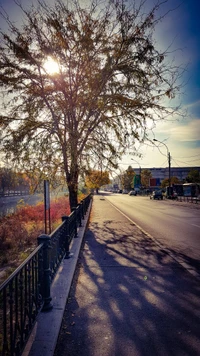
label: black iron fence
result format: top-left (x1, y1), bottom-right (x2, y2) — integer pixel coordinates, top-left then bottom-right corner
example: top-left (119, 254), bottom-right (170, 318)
top-left (0, 194), bottom-right (92, 356)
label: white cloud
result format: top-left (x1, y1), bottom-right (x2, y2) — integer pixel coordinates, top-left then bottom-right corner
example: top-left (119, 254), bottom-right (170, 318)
top-left (169, 119), bottom-right (200, 142)
top-left (183, 100), bottom-right (200, 111)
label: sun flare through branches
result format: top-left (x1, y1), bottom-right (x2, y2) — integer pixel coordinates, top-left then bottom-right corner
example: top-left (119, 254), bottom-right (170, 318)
top-left (43, 57), bottom-right (59, 74)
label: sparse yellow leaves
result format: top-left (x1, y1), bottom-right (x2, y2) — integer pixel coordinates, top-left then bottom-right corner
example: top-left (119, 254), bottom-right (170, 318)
top-left (85, 170), bottom-right (110, 190)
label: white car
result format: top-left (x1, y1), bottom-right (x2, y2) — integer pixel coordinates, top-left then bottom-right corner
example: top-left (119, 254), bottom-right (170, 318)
top-left (129, 190), bottom-right (137, 196)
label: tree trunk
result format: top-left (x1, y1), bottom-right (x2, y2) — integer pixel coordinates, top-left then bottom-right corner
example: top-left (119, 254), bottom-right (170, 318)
top-left (67, 168), bottom-right (79, 211)
top-left (68, 184), bottom-right (78, 211)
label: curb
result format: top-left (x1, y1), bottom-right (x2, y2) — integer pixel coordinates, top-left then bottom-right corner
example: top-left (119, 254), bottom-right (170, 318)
top-left (22, 200), bottom-right (92, 356)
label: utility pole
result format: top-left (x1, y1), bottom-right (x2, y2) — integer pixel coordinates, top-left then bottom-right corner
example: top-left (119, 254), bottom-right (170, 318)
top-left (168, 152), bottom-right (171, 188)
top-left (153, 138), bottom-right (171, 190)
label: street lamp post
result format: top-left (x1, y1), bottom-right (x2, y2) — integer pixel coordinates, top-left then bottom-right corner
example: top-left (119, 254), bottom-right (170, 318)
top-left (153, 139), bottom-right (171, 188)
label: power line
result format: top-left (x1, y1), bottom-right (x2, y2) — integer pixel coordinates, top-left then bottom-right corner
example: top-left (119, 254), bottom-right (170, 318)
top-left (187, 159), bottom-right (200, 163)
top-left (174, 154), bottom-right (200, 159)
top-left (160, 159), bottom-right (168, 167)
top-left (171, 158), bottom-right (181, 167)
top-left (172, 158), bottom-right (200, 166)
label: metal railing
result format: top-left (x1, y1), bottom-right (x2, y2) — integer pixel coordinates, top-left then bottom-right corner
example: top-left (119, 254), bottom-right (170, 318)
top-left (0, 194), bottom-right (92, 355)
top-left (0, 191), bottom-right (29, 197)
top-left (176, 196), bottom-right (199, 204)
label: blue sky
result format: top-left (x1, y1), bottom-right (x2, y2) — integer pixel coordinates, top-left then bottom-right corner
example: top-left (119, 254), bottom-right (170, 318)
top-left (122, 0), bottom-right (200, 170)
top-left (0, 0), bottom-right (200, 170)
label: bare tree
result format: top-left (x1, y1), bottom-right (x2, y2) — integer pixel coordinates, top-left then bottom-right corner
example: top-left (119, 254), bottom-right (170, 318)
top-left (0, 0), bottom-right (184, 209)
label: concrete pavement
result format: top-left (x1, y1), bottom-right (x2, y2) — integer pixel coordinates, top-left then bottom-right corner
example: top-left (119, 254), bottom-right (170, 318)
top-left (22, 199), bottom-right (92, 356)
top-left (54, 193), bottom-right (200, 356)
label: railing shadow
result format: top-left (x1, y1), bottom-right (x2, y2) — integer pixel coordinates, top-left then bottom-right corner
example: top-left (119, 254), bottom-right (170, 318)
top-left (55, 211), bottom-right (200, 356)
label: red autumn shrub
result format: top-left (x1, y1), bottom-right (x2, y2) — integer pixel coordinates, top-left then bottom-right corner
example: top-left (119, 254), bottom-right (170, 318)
top-left (15, 197), bottom-right (71, 224)
top-left (0, 196), bottom-right (71, 268)
top-left (50, 197), bottom-right (71, 222)
top-left (16, 202), bottom-right (45, 222)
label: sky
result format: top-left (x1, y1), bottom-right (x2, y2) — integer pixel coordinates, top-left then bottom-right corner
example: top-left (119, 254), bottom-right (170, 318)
top-left (120, 0), bottom-right (200, 171)
top-left (0, 0), bottom-right (200, 172)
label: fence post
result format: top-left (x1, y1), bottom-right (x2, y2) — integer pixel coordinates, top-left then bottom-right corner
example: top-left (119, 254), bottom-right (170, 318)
top-left (80, 200), bottom-right (84, 219)
top-left (71, 207), bottom-right (78, 237)
top-left (37, 234), bottom-right (53, 311)
top-left (62, 216), bottom-right (71, 258)
top-left (77, 204), bottom-right (82, 227)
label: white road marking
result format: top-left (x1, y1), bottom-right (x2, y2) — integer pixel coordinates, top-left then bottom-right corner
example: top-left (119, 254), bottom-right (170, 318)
top-left (105, 196), bottom-right (200, 279)
top-left (191, 224), bottom-right (200, 228)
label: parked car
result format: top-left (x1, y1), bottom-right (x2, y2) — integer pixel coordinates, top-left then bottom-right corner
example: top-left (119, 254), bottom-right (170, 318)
top-left (129, 190), bottom-right (137, 196)
top-left (150, 190), bottom-right (163, 200)
top-left (122, 189), bottom-right (129, 194)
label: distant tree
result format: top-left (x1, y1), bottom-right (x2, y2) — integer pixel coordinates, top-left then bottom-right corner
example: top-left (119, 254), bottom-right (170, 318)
top-left (185, 169), bottom-right (200, 183)
top-left (141, 169), bottom-right (152, 188)
top-left (0, 168), bottom-right (31, 194)
top-left (0, 0), bottom-right (184, 209)
top-left (121, 166), bottom-right (135, 191)
top-left (85, 170), bottom-right (110, 192)
top-left (161, 176), bottom-right (180, 188)
top-left (0, 168), bottom-right (15, 194)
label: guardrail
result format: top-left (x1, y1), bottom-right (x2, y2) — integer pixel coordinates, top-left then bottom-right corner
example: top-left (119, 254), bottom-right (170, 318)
top-left (0, 191), bottom-right (29, 198)
top-left (176, 196), bottom-right (199, 204)
top-left (0, 194), bottom-right (92, 356)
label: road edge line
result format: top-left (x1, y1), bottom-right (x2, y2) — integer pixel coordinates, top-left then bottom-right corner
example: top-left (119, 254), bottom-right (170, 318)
top-left (105, 197), bottom-right (200, 280)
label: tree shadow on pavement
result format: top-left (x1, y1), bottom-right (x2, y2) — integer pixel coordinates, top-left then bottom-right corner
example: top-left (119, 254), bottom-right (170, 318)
top-left (165, 247), bottom-right (200, 275)
top-left (54, 216), bottom-right (200, 356)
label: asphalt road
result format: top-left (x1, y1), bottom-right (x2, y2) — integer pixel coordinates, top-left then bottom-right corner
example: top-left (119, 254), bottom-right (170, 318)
top-left (0, 194), bottom-right (43, 216)
top-left (54, 194), bottom-right (200, 356)
top-left (104, 192), bottom-right (200, 272)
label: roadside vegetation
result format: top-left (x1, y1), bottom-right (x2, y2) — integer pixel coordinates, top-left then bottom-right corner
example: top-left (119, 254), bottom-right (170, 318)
top-left (85, 170), bottom-right (110, 193)
top-left (0, 194), bottom-right (87, 284)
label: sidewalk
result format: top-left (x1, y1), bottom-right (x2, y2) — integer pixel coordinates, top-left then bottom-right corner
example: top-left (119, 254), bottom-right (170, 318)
top-left (22, 200), bottom-right (92, 356)
top-left (54, 194), bottom-right (200, 356)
